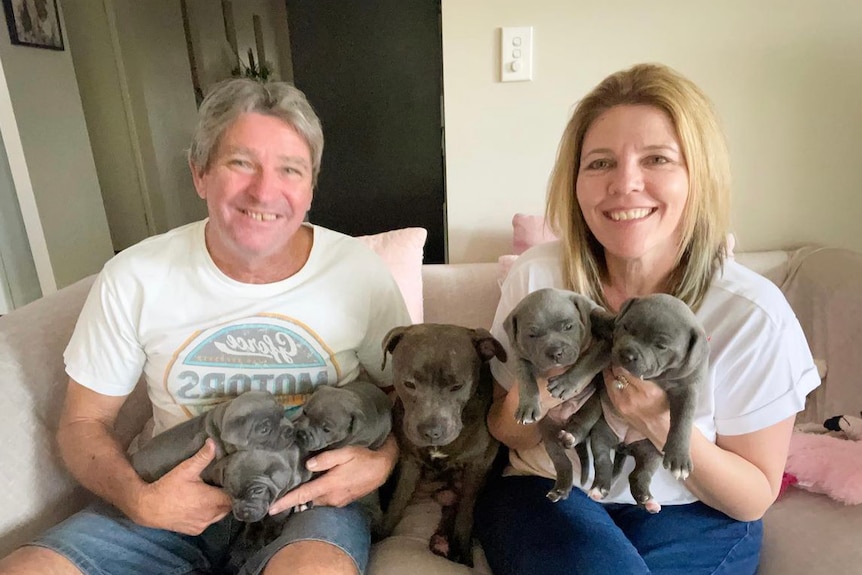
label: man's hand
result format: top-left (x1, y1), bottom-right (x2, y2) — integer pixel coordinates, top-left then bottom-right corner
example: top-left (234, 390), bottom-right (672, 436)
top-left (128, 439), bottom-right (232, 535)
top-left (268, 435), bottom-right (398, 515)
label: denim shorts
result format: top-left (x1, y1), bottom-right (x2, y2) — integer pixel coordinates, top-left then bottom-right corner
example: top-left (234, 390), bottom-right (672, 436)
top-left (31, 499), bottom-right (371, 575)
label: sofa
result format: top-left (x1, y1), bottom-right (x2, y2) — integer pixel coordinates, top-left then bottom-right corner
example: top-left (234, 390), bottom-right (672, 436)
top-left (2, 244), bottom-right (862, 574)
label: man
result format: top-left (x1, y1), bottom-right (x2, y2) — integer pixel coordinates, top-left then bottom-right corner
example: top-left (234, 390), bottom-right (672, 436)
top-left (0, 79), bottom-right (410, 575)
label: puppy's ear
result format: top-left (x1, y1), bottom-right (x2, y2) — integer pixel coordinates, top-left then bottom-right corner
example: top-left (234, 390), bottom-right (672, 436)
top-left (472, 328), bottom-right (508, 363)
top-left (568, 293), bottom-right (593, 333)
top-left (678, 326), bottom-right (709, 377)
top-left (381, 325), bottom-right (410, 370)
top-left (589, 307), bottom-right (616, 342)
top-left (201, 456), bottom-right (229, 487)
top-left (618, 297), bottom-right (637, 319)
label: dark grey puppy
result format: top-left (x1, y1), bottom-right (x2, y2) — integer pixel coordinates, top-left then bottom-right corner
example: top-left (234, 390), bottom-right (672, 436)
top-left (599, 293), bottom-right (709, 511)
top-left (203, 443), bottom-right (311, 523)
top-left (293, 379), bottom-right (392, 452)
top-left (131, 390), bottom-right (293, 482)
top-left (503, 287), bottom-right (615, 502)
top-left (206, 440), bottom-right (312, 573)
top-left (379, 324), bottom-right (506, 566)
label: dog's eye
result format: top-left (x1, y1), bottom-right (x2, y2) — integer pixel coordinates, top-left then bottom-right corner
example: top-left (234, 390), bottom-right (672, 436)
top-left (256, 422), bottom-right (272, 435)
top-left (450, 384), bottom-right (464, 392)
top-left (322, 425), bottom-right (331, 433)
top-left (403, 380), bottom-right (417, 390)
top-left (655, 342), bottom-right (669, 351)
top-left (562, 323), bottom-right (573, 331)
top-left (249, 485), bottom-right (267, 496)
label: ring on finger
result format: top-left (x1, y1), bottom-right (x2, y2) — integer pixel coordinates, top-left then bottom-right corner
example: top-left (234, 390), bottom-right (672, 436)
top-left (614, 374), bottom-right (630, 391)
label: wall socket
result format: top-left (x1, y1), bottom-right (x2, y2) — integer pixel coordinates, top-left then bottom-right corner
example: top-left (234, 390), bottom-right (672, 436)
top-left (501, 26), bottom-right (533, 82)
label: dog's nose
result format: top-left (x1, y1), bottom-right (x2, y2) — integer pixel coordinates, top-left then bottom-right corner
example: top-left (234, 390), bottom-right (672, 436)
top-left (619, 347), bottom-right (640, 366)
top-left (546, 347), bottom-right (565, 363)
top-left (418, 422), bottom-right (445, 443)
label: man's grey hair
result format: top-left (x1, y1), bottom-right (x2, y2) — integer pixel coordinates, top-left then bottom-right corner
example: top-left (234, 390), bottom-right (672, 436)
top-left (188, 78), bottom-right (324, 185)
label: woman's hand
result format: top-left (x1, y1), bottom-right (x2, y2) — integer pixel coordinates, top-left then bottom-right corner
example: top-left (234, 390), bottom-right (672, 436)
top-left (268, 434), bottom-right (398, 515)
top-left (601, 367), bottom-right (672, 448)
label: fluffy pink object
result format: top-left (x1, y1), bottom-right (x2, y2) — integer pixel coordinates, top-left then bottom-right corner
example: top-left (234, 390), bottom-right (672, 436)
top-left (785, 432), bottom-right (862, 505)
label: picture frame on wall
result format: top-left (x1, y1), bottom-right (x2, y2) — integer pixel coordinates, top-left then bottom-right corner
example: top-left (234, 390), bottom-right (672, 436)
top-left (2, 0), bottom-right (63, 51)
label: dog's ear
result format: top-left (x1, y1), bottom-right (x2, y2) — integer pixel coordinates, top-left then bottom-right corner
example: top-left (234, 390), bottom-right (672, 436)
top-left (472, 328), bottom-right (508, 363)
top-left (617, 297), bottom-right (638, 320)
top-left (567, 293), bottom-right (594, 333)
top-left (201, 456), bottom-right (229, 487)
top-left (589, 307), bottom-right (616, 342)
top-left (381, 325), bottom-right (410, 370)
top-left (678, 326), bottom-right (709, 377)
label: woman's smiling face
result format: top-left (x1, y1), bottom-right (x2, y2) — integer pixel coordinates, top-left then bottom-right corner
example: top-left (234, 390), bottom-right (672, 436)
top-left (576, 104), bottom-right (689, 268)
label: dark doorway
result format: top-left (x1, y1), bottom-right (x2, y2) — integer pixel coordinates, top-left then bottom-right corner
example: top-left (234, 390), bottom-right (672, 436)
top-left (285, 0), bottom-right (446, 263)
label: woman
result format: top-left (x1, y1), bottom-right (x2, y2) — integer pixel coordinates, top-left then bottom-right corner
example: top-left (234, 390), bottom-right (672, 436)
top-left (475, 64), bottom-right (820, 575)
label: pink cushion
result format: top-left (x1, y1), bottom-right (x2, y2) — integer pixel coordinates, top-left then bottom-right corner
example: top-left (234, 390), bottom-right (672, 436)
top-left (356, 228), bottom-right (427, 324)
top-left (512, 213), bottom-right (558, 255)
top-left (786, 432), bottom-right (862, 505)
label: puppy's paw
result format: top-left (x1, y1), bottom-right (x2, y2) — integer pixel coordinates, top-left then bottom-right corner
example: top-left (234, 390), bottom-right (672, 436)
top-left (546, 377), bottom-right (576, 400)
top-left (588, 487), bottom-right (608, 501)
top-left (514, 401), bottom-right (542, 425)
top-left (662, 444), bottom-right (693, 480)
top-left (557, 429), bottom-right (581, 449)
top-left (546, 487), bottom-right (570, 502)
top-left (429, 532), bottom-right (450, 558)
top-left (643, 498), bottom-right (662, 514)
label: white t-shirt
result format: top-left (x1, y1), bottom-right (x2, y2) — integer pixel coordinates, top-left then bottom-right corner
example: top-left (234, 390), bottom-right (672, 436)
top-left (64, 220), bottom-right (412, 438)
top-left (490, 241), bottom-right (821, 505)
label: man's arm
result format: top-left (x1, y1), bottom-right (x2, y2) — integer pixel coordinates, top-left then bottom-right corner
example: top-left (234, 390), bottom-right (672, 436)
top-left (57, 378), bottom-right (232, 535)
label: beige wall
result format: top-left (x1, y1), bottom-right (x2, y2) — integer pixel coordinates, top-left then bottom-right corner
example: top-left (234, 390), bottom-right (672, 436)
top-left (442, 0), bottom-right (862, 263)
top-left (0, 3), bottom-right (114, 291)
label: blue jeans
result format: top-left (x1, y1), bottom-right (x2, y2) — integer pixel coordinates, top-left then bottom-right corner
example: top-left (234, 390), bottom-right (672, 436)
top-left (32, 500), bottom-right (371, 575)
top-left (475, 474), bottom-right (762, 575)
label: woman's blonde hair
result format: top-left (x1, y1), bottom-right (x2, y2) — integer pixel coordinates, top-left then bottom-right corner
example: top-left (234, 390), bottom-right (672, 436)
top-left (546, 63), bottom-right (731, 310)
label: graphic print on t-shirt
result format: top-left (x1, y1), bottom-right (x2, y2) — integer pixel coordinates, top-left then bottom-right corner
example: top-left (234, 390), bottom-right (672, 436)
top-left (165, 314), bottom-right (340, 417)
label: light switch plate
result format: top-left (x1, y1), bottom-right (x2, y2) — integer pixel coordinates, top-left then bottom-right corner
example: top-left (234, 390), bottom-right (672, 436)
top-left (501, 26), bottom-right (533, 82)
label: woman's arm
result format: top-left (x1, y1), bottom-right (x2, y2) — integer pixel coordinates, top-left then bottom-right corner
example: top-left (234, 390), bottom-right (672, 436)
top-left (487, 374), bottom-right (570, 451)
top-left (605, 372), bottom-right (793, 521)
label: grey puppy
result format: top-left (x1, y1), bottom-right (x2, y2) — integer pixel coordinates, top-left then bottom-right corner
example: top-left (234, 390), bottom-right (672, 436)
top-left (203, 442), bottom-right (311, 523)
top-left (131, 390), bottom-right (293, 482)
top-left (503, 287), bottom-right (616, 502)
top-left (599, 293), bottom-right (709, 511)
top-left (293, 379), bottom-right (392, 452)
top-left (206, 441), bottom-right (312, 573)
top-left (379, 324), bottom-right (506, 566)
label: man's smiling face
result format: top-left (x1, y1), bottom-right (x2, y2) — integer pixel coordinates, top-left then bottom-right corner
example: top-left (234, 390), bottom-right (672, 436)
top-left (192, 112), bottom-right (314, 277)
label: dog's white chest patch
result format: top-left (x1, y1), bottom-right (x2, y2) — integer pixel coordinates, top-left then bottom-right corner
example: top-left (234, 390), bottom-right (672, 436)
top-left (428, 447), bottom-right (449, 460)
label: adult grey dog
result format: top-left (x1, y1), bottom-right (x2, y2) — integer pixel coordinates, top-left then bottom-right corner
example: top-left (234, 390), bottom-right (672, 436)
top-left (293, 379), bottom-right (392, 452)
top-left (503, 287), bottom-right (616, 502)
top-left (600, 293), bottom-right (709, 512)
top-left (130, 390), bottom-right (292, 482)
top-left (379, 324), bottom-right (506, 566)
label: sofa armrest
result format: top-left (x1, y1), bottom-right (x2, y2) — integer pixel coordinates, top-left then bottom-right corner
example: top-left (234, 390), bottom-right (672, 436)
top-left (0, 276), bottom-right (151, 557)
top-left (779, 248), bottom-right (862, 424)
